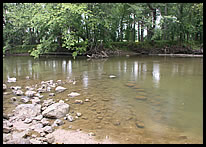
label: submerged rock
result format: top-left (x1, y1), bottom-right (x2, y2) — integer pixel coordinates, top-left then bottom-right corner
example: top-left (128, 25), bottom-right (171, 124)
top-left (42, 103), bottom-right (69, 119)
top-left (135, 95), bottom-right (147, 101)
top-left (135, 120), bottom-right (145, 128)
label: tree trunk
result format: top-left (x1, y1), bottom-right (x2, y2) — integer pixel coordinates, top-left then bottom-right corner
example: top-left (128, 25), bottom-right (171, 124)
top-left (140, 22), bottom-right (144, 42)
top-left (138, 21), bottom-right (140, 42)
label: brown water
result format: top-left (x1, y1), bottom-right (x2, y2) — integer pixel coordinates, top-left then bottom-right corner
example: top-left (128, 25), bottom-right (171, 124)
top-left (3, 55), bottom-right (203, 144)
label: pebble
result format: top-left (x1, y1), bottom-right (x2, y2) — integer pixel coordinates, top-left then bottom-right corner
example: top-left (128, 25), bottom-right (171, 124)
top-left (135, 120), bottom-right (145, 128)
top-left (135, 95), bottom-right (147, 101)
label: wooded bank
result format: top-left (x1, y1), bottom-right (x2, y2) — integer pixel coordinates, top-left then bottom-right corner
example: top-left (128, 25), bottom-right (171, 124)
top-left (3, 3), bottom-right (203, 58)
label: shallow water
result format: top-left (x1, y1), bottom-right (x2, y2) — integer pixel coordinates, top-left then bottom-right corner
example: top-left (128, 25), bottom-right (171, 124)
top-left (3, 55), bottom-right (203, 144)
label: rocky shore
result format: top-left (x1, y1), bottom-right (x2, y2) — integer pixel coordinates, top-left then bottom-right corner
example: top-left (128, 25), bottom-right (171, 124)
top-left (3, 78), bottom-right (116, 144)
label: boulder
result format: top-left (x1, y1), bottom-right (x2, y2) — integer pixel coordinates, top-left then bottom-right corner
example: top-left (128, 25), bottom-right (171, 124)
top-left (42, 103), bottom-right (69, 119)
top-left (14, 104), bottom-right (41, 120)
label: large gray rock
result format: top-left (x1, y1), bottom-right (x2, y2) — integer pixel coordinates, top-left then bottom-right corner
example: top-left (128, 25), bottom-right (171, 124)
top-left (42, 103), bottom-right (69, 119)
top-left (14, 104), bottom-right (41, 120)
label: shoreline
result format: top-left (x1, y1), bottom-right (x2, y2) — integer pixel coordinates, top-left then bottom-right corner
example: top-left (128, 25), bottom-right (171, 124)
top-left (4, 51), bottom-right (203, 58)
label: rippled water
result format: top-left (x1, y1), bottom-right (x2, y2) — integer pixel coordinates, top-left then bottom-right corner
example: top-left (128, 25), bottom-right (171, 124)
top-left (3, 55), bottom-right (203, 144)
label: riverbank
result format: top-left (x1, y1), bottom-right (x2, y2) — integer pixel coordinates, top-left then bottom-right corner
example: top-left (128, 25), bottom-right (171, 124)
top-left (4, 41), bottom-right (203, 58)
top-left (3, 78), bottom-right (118, 144)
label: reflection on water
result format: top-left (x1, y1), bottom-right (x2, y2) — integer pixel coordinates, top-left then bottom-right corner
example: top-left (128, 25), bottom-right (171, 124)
top-left (3, 56), bottom-right (203, 143)
top-left (152, 63), bottom-right (160, 88)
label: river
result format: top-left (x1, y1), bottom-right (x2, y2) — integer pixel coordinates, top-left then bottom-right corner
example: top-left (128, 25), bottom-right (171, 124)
top-left (3, 55), bottom-right (203, 144)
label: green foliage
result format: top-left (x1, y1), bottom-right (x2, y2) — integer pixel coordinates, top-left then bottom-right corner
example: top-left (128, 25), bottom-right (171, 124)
top-left (3, 3), bottom-right (203, 58)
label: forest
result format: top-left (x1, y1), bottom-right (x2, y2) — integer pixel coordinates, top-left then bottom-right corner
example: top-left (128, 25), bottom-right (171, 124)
top-left (3, 3), bottom-right (203, 58)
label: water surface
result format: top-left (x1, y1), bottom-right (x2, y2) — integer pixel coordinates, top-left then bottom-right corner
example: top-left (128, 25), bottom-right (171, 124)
top-left (3, 55), bottom-right (203, 144)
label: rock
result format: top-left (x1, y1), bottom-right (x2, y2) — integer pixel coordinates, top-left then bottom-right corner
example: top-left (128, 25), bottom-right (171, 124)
top-left (24, 118), bottom-right (33, 124)
top-left (34, 115), bottom-right (43, 121)
top-left (13, 90), bottom-right (24, 96)
top-left (76, 112), bottom-right (82, 117)
top-left (113, 120), bottom-right (121, 126)
top-left (10, 86), bottom-right (21, 90)
top-left (49, 93), bottom-right (55, 96)
top-left (42, 99), bottom-right (55, 107)
top-left (125, 83), bottom-right (136, 87)
top-left (85, 98), bottom-right (90, 102)
top-left (25, 90), bottom-right (36, 97)
top-left (31, 97), bottom-right (41, 104)
top-left (68, 92), bottom-right (80, 97)
top-left (41, 118), bottom-right (50, 126)
top-left (45, 134), bottom-right (55, 144)
top-left (14, 104), bottom-right (41, 120)
top-left (135, 95), bottom-right (147, 101)
top-left (8, 77), bottom-right (16, 83)
top-left (3, 126), bottom-right (11, 133)
top-left (135, 120), bottom-right (144, 128)
top-left (55, 86), bottom-right (67, 93)
top-left (43, 126), bottom-right (53, 133)
top-left (53, 119), bottom-right (64, 126)
top-left (57, 80), bottom-right (62, 85)
top-left (109, 75), bottom-right (116, 78)
top-left (6, 138), bottom-right (31, 144)
top-left (42, 103), bottom-right (69, 119)
top-left (88, 132), bottom-right (96, 136)
top-left (3, 113), bottom-right (9, 120)
top-left (30, 138), bottom-right (42, 144)
top-left (21, 96), bottom-right (30, 103)
top-left (67, 115), bottom-right (74, 122)
top-left (11, 97), bottom-right (17, 102)
top-left (74, 100), bottom-right (83, 104)
top-left (3, 84), bottom-right (7, 91)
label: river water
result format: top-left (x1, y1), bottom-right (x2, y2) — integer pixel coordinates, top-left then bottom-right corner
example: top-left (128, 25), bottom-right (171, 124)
top-left (3, 55), bottom-right (203, 144)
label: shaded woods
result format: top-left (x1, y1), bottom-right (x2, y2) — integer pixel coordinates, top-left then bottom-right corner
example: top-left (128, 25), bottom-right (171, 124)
top-left (3, 3), bottom-right (203, 58)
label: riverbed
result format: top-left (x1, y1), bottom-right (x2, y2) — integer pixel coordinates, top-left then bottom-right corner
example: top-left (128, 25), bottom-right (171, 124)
top-left (3, 55), bottom-right (203, 144)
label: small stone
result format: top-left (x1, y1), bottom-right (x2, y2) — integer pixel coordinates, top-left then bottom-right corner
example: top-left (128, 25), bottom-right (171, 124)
top-left (24, 118), bottom-right (33, 124)
top-left (68, 92), bottom-right (80, 97)
top-left (3, 84), bottom-right (7, 91)
top-left (49, 93), bottom-right (55, 96)
top-left (74, 100), bottom-right (83, 104)
top-left (8, 77), bottom-right (16, 83)
top-left (45, 134), bottom-right (55, 144)
top-left (55, 86), bottom-right (67, 93)
top-left (13, 90), bottom-right (24, 96)
top-left (113, 120), bottom-right (121, 126)
top-left (135, 120), bottom-right (145, 128)
top-left (135, 95), bottom-right (147, 101)
top-left (109, 75), bottom-right (116, 78)
top-left (53, 119), bottom-right (64, 126)
top-left (11, 97), bottom-right (17, 102)
top-left (88, 132), bottom-right (95, 136)
top-left (76, 112), bottom-right (82, 117)
top-left (43, 126), bottom-right (53, 133)
top-left (85, 98), bottom-right (90, 102)
top-left (25, 90), bottom-right (36, 97)
top-left (67, 115), bottom-right (74, 122)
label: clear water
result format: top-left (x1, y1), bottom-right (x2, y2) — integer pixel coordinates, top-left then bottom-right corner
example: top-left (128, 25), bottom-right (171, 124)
top-left (3, 55), bottom-right (203, 144)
